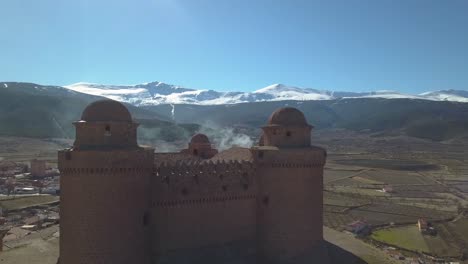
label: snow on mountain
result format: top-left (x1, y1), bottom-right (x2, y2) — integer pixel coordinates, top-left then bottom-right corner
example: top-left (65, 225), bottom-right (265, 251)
top-left (254, 84), bottom-right (333, 100)
top-left (64, 82), bottom-right (337, 106)
top-left (63, 81), bottom-right (468, 106)
top-left (419, 90), bottom-right (468, 103)
top-left (348, 90), bottom-right (423, 100)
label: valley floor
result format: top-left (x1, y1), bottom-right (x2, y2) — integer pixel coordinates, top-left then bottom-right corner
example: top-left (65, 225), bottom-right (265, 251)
top-left (2, 131), bottom-right (468, 263)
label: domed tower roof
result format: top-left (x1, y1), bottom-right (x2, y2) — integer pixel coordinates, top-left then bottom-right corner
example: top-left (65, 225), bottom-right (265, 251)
top-left (81, 100), bottom-right (132, 122)
top-left (190, 133), bottom-right (210, 144)
top-left (267, 107), bottom-right (308, 127)
top-left (73, 100), bottom-right (138, 149)
top-left (261, 107), bottom-right (312, 147)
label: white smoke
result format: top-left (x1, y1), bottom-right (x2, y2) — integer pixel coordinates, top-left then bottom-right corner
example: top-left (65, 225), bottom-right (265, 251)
top-left (198, 121), bottom-right (254, 151)
top-left (137, 120), bottom-right (255, 152)
top-left (170, 104), bottom-right (175, 120)
top-left (137, 126), bottom-right (187, 152)
top-left (153, 140), bottom-right (182, 153)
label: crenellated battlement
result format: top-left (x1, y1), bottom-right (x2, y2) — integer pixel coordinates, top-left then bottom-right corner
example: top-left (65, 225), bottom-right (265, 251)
top-left (151, 159), bottom-right (259, 256)
top-left (59, 167), bottom-right (153, 174)
top-left (59, 101), bottom-right (328, 264)
top-left (269, 161), bottom-right (323, 168)
top-left (153, 159), bottom-right (257, 202)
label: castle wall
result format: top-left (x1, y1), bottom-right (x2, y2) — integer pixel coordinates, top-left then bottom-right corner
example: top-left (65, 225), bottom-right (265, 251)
top-left (58, 148), bottom-right (154, 264)
top-left (262, 126), bottom-right (311, 148)
top-left (253, 147), bottom-right (326, 264)
top-left (151, 160), bottom-right (257, 261)
top-left (73, 122), bottom-right (138, 149)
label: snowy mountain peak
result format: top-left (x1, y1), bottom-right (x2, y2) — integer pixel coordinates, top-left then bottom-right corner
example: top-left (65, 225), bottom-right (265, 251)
top-left (371, 90), bottom-right (400, 94)
top-left (255, 83), bottom-right (304, 93)
top-left (62, 81), bottom-right (468, 106)
top-left (418, 90), bottom-right (468, 103)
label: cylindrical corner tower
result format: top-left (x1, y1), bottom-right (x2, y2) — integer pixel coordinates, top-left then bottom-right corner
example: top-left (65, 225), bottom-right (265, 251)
top-left (253, 107), bottom-right (327, 264)
top-left (58, 100), bottom-right (154, 264)
top-left (182, 133), bottom-right (218, 159)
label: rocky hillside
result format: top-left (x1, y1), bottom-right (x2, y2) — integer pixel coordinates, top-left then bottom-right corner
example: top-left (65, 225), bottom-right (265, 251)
top-left (0, 82), bottom-right (199, 142)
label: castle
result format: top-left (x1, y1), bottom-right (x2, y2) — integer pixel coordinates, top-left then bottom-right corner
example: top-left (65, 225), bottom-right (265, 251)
top-left (58, 100), bottom-right (328, 264)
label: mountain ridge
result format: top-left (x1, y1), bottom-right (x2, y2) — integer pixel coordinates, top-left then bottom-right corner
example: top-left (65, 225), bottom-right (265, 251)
top-left (0, 82), bottom-right (199, 142)
top-left (63, 81), bottom-right (468, 106)
top-left (2, 81), bottom-right (468, 142)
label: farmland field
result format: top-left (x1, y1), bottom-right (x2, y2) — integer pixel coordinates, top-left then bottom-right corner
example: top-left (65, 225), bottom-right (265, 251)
top-left (319, 132), bottom-right (468, 261)
top-left (2, 129), bottom-right (468, 263)
top-left (324, 169), bottom-right (359, 183)
top-left (334, 159), bottom-right (439, 171)
top-left (0, 195), bottom-right (59, 211)
top-left (371, 225), bottom-right (430, 253)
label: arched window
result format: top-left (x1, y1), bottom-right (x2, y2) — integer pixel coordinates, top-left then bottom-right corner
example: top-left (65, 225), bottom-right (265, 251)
top-left (104, 125), bottom-right (111, 136)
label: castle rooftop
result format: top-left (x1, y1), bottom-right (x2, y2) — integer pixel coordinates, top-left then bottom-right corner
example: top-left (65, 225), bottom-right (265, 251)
top-left (267, 107), bottom-right (308, 127)
top-left (81, 100), bottom-right (132, 122)
top-left (190, 133), bottom-right (210, 144)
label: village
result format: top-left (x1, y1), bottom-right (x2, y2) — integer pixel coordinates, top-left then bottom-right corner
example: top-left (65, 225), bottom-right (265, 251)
top-left (0, 159), bottom-right (60, 252)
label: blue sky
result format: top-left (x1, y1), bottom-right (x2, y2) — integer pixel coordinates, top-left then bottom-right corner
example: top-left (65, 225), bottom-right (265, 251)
top-left (1, 0), bottom-right (467, 93)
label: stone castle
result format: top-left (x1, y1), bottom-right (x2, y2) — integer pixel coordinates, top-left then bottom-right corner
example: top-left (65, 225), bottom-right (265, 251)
top-left (58, 100), bottom-right (328, 264)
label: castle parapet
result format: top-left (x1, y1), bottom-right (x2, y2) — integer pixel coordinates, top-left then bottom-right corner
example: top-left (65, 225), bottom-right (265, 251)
top-left (151, 159), bottom-right (257, 259)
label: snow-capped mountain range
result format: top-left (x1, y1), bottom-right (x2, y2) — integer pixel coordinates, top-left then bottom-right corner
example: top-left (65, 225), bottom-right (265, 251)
top-left (64, 82), bottom-right (468, 106)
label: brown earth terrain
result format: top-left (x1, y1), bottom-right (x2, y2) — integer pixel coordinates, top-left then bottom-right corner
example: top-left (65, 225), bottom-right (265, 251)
top-left (1, 130), bottom-right (468, 263)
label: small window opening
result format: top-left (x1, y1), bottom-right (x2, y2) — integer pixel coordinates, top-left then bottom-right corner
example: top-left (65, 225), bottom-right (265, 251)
top-left (193, 149), bottom-right (198, 156)
top-left (222, 185), bottom-right (227, 192)
top-left (262, 196), bottom-right (269, 206)
top-left (286, 131), bottom-right (291, 137)
top-left (104, 125), bottom-right (111, 136)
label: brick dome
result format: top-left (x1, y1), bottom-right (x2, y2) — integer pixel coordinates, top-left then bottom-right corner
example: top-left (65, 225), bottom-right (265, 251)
top-left (268, 107), bottom-right (307, 126)
top-left (81, 100), bottom-right (132, 122)
top-left (190, 133), bottom-right (210, 144)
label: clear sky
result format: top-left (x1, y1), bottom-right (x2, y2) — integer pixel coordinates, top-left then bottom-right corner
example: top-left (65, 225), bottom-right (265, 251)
top-left (1, 0), bottom-right (467, 93)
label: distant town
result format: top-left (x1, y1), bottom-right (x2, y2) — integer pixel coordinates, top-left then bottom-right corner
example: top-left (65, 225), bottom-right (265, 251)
top-left (0, 158), bottom-right (60, 252)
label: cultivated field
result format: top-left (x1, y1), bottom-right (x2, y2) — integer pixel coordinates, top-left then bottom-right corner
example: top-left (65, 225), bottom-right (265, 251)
top-left (317, 131), bottom-right (468, 261)
top-left (2, 131), bottom-right (468, 263)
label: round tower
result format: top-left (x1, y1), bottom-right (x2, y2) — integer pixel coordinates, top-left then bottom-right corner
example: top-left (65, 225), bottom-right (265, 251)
top-left (182, 133), bottom-right (218, 159)
top-left (58, 100), bottom-right (154, 264)
top-left (253, 107), bottom-right (327, 263)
